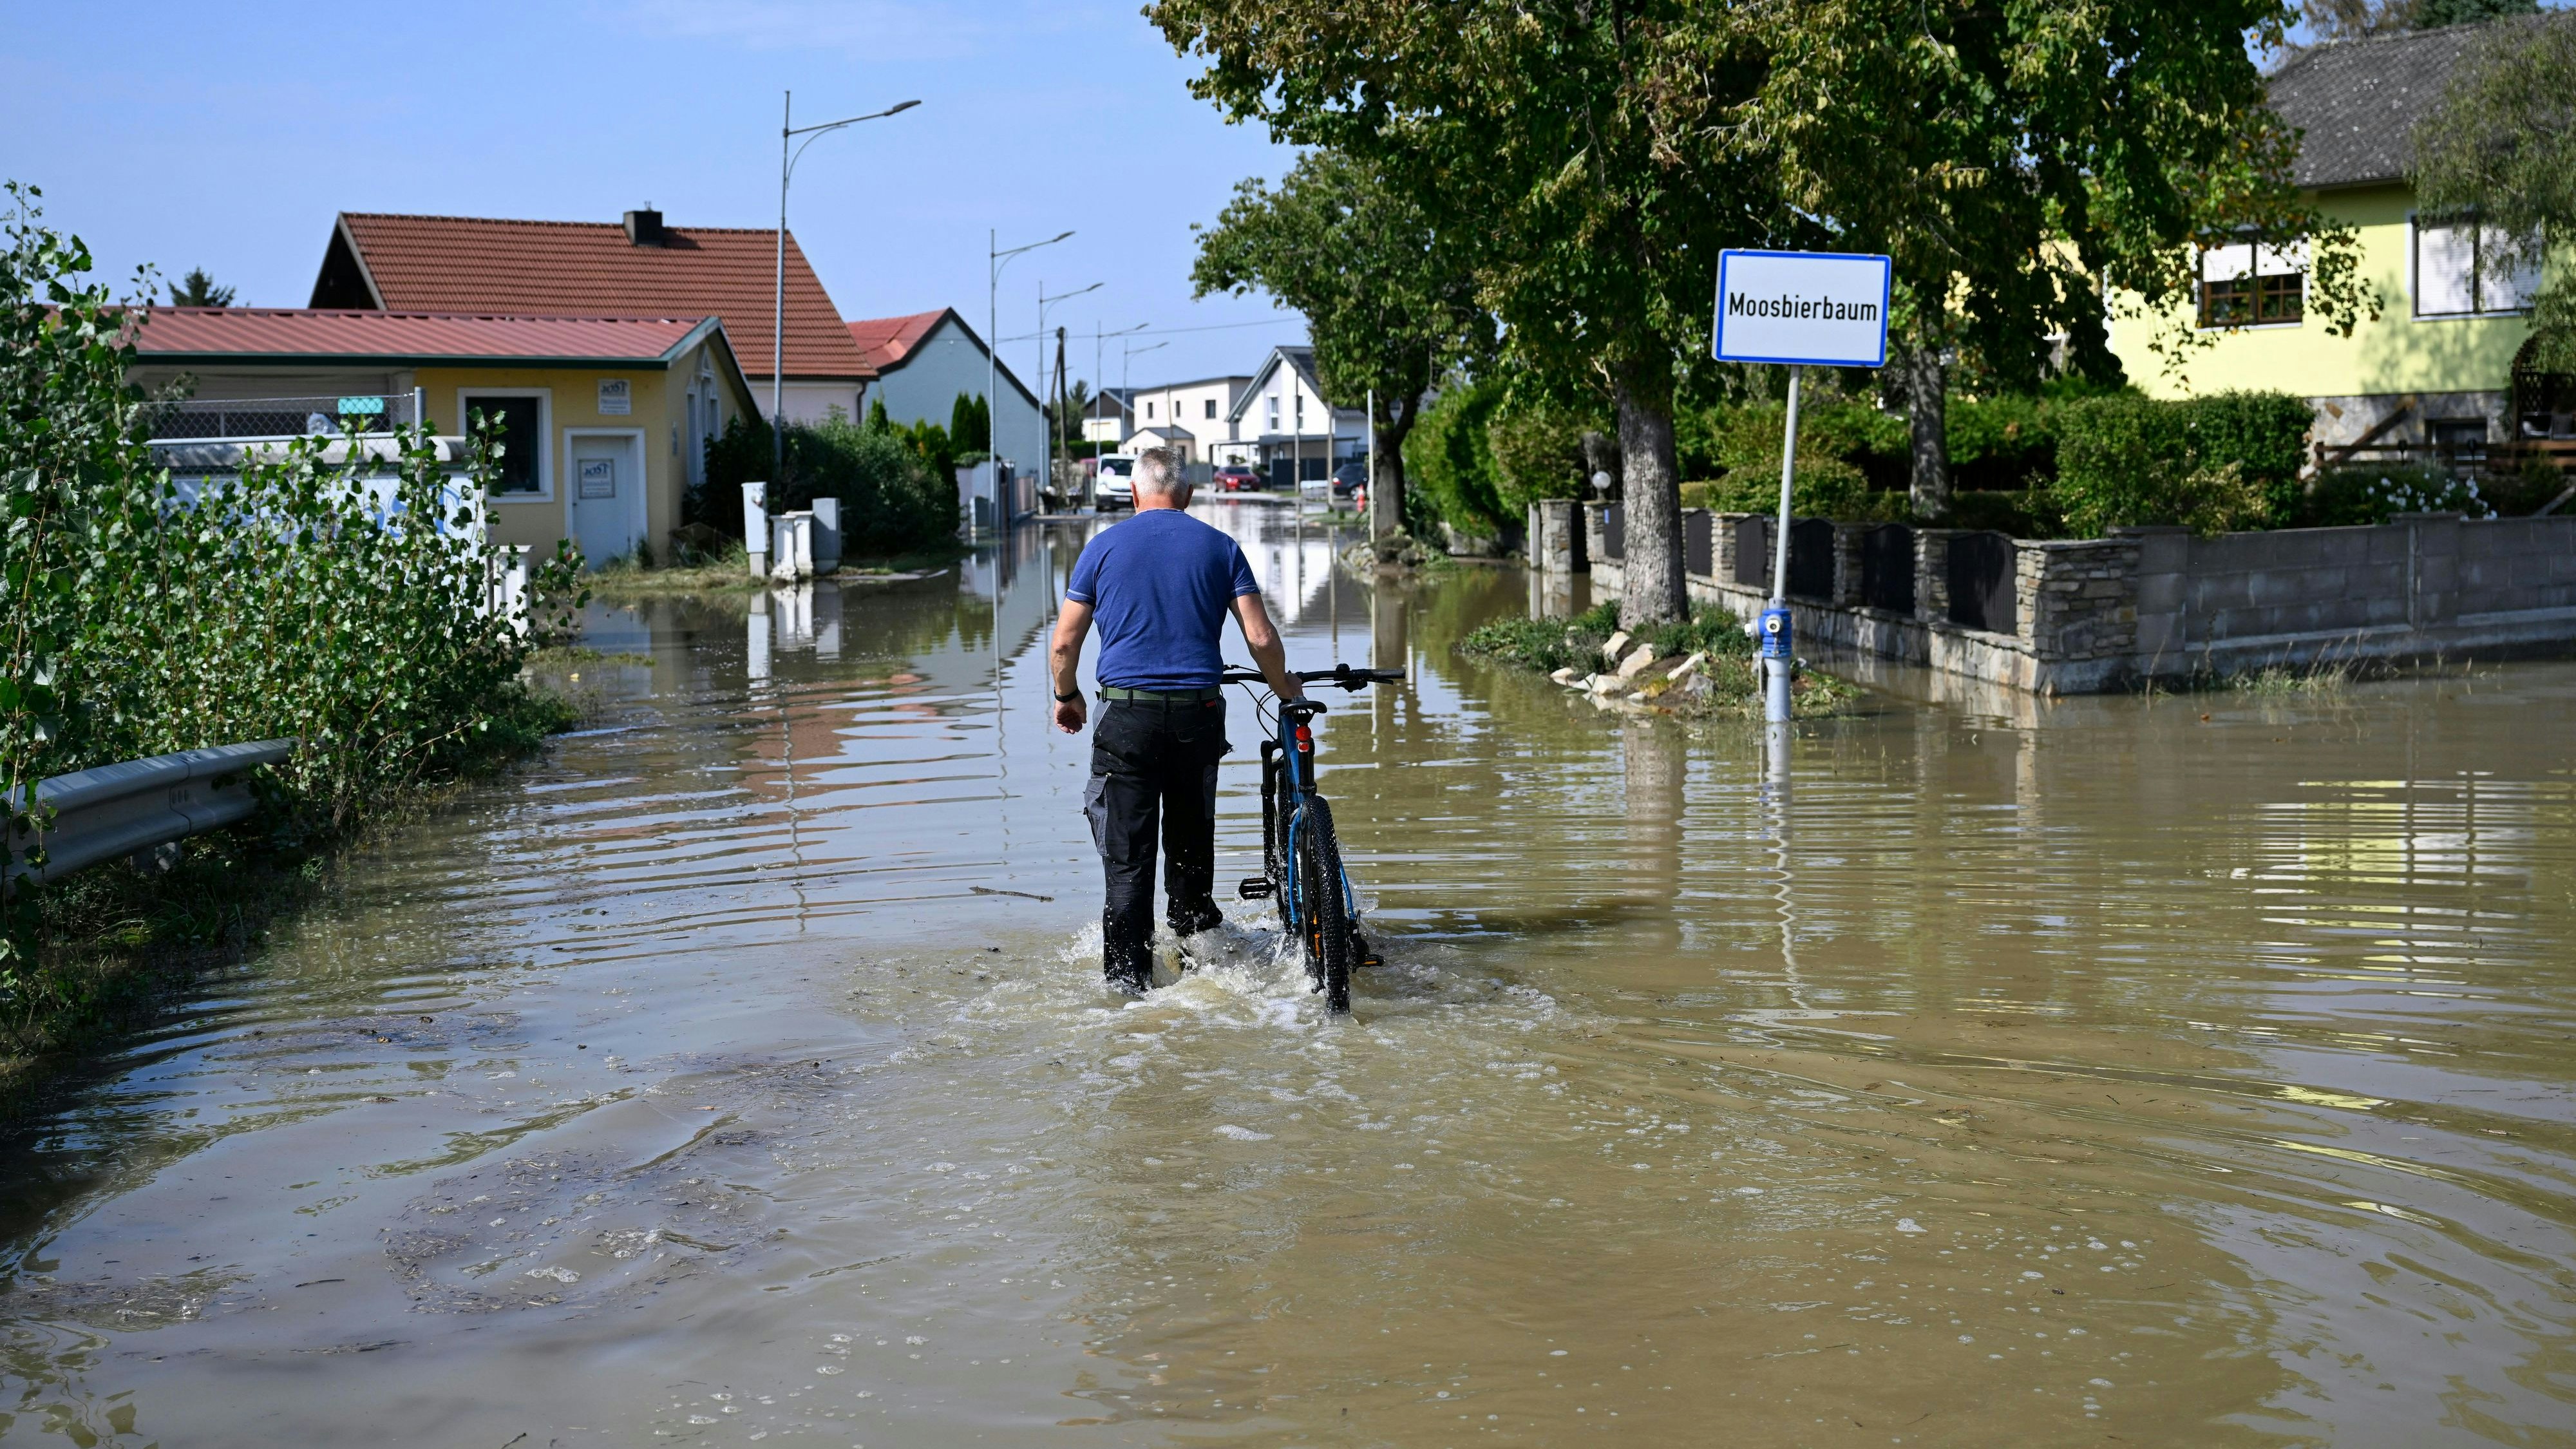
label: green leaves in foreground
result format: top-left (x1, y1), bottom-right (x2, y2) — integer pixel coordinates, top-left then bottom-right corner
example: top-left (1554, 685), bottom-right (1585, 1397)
top-left (2, 182), bottom-right (578, 989)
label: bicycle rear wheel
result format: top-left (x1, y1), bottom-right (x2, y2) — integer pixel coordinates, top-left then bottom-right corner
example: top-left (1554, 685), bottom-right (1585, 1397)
top-left (1294, 797), bottom-right (1355, 1014)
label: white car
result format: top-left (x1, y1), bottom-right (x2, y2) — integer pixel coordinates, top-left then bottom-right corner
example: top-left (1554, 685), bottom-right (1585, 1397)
top-left (1094, 455), bottom-right (1137, 509)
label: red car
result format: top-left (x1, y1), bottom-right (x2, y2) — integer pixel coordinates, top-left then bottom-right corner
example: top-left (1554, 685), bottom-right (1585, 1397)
top-left (1213, 464), bottom-right (1262, 493)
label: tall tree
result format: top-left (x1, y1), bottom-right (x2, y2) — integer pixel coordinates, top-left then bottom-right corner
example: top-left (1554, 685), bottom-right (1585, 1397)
top-left (166, 266), bottom-right (233, 307)
top-left (2412, 8), bottom-right (2576, 373)
top-left (1157, 3), bottom-right (1789, 622)
top-left (1192, 148), bottom-right (1492, 544)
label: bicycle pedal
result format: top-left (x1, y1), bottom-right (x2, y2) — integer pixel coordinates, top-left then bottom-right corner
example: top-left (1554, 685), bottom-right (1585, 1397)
top-left (1236, 877), bottom-right (1274, 900)
top-left (1359, 952), bottom-right (1383, 969)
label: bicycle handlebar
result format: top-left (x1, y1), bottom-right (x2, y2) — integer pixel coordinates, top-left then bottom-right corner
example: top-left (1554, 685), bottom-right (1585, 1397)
top-left (1220, 664), bottom-right (1405, 692)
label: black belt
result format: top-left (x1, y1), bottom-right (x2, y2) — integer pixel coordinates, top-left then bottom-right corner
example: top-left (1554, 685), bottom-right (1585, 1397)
top-left (1098, 685), bottom-right (1222, 703)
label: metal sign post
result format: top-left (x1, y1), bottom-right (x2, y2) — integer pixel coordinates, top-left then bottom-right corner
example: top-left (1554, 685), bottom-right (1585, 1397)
top-left (1710, 248), bottom-right (1893, 724)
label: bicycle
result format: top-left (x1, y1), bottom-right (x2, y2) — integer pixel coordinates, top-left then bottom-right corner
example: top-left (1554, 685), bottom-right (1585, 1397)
top-left (1221, 663), bottom-right (1403, 1014)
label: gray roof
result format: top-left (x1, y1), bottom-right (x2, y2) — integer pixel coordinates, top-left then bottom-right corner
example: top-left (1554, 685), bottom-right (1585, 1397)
top-left (2269, 24), bottom-right (2487, 190)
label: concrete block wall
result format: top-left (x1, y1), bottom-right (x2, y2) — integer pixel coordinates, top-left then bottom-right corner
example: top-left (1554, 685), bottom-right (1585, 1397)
top-left (1535, 507), bottom-right (2576, 694)
top-left (2458, 518), bottom-right (2576, 616)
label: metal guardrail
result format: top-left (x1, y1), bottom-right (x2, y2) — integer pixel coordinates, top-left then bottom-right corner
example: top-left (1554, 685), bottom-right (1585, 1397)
top-left (3, 739), bottom-right (294, 893)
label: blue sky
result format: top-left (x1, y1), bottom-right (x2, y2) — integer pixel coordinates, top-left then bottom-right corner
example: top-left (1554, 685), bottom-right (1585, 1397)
top-left (0, 0), bottom-right (1306, 389)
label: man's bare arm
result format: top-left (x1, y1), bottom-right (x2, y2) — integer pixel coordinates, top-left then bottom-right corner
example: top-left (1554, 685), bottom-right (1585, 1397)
top-left (1229, 592), bottom-right (1301, 699)
top-left (1050, 599), bottom-right (1094, 732)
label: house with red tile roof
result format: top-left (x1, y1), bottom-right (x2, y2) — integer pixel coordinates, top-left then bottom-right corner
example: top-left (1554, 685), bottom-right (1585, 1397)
top-left (310, 207), bottom-right (873, 426)
top-left (129, 305), bottom-right (757, 567)
top-left (846, 307), bottom-right (1043, 486)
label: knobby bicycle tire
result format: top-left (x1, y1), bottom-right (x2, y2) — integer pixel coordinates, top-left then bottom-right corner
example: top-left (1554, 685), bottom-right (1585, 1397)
top-left (1295, 796), bottom-right (1356, 1014)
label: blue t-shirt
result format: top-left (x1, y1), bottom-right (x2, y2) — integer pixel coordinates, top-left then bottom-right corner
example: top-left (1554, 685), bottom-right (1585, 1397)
top-left (1065, 509), bottom-right (1260, 690)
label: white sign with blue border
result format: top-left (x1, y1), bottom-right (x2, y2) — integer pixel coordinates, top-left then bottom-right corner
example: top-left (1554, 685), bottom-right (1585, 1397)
top-left (1710, 249), bottom-right (1893, 368)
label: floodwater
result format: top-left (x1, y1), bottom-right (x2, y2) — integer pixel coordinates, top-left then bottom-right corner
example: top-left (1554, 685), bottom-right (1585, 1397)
top-left (3, 500), bottom-right (2573, 1448)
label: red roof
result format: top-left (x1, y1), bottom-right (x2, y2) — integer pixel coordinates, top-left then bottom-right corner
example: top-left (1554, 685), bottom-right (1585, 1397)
top-left (846, 308), bottom-right (951, 373)
top-left (130, 306), bottom-right (725, 365)
top-left (327, 213), bottom-right (872, 382)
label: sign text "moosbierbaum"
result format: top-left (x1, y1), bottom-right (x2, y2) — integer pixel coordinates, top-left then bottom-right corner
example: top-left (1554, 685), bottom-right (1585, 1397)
top-left (1725, 291), bottom-right (1880, 323)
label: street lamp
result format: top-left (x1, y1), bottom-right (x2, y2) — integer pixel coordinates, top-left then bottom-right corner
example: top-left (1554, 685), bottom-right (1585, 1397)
top-left (1121, 338), bottom-right (1168, 453)
top-left (1093, 322), bottom-right (1148, 451)
top-left (775, 93), bottom-right (918, 484)
top-left (987, 230), bottom-right (1073, 535)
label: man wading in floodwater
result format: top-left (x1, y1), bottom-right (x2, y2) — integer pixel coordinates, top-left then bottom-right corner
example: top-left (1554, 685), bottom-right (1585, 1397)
top-left (1049, 448), bottom-right (1301, 996)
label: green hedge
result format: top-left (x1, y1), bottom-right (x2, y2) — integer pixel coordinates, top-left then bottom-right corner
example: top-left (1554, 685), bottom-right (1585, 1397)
top-left (2052, 391), bottom-right (2312, 536)
top-left (697, 413), bottom-right (956, 555)
top-left (1404, 377), bottom-right (1509, 534)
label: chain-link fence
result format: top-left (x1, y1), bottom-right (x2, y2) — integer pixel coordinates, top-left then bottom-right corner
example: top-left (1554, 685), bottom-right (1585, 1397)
top-left (137, 391), bottom-right (424, 443)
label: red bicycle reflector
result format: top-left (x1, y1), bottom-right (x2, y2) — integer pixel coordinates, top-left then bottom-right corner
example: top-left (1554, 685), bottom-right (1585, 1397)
top-left (1294, 726), bottom-right (1313, 746)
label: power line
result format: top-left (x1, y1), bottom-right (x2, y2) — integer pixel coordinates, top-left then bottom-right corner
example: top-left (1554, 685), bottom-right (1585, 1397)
top-left (994, 317), bottom-right (1305, 344)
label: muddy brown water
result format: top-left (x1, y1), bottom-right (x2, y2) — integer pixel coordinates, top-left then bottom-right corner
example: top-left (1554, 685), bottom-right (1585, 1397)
top-left (3, 500), bottom-right (2573, 1446)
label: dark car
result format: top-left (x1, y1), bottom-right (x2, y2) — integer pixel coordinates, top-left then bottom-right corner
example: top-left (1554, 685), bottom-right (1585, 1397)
top-left (1213, 463), bottom-right (1261, 493)
top-left (1330, 460), bottom-right (1368, 498)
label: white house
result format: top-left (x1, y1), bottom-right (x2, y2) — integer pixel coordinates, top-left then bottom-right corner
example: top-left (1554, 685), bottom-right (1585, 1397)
top-left (1228, 346), bottom-right (1364, 486)
top-left (846, 308), bottom-right (1045, 491)
top-left (1121, 375), bottom-right (1254, 463)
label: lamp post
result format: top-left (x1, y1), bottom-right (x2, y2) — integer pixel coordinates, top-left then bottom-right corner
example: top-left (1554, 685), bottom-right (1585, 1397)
top-left (1094, 322), bottom-right (1146, 453)
top-left (775, 92), bottom-right (918, 484)
top-left (1035, 281), bottom-right (1101, 498)
top-left (1119, 339), bottom-right (1168, 406)
top-left (987, 231), bottom-right (1073, 536)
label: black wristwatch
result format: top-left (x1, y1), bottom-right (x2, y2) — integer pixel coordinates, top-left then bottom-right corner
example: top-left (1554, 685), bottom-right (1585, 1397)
top-left (1054, 688), bottom-right (1083, 703)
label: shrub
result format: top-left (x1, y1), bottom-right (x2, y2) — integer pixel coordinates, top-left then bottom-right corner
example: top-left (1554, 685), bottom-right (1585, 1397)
top-left (2298, 464), bottom-right (2490, 526)
top-left (3, 184), bottom-right (578, 991)
top-left (2052, 391), bottom-right (2313, 536)
top-left (1946, 393), bottom-right (2058, 493)
top-left (1486, 397), bottom-right (1594, 516)
top-left (1403, 377), bottom-right (1509, 533)
top-left (1681, 451), bottom-right (1876, 518)
top-left (697, 413), bottom-right (956, 556)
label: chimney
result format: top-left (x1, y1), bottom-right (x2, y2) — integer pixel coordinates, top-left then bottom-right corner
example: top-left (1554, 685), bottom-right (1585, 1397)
top-left (623, 205), bottom-right (666, 247)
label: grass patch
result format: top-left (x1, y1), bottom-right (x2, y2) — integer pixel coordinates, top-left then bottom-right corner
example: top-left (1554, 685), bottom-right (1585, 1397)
top-left (584, 541), bottom-right (967, 600)
top-left (2224, 662), bottom-right (2358, 697)
top-left (1461, 601), bottom-right (1857, 718)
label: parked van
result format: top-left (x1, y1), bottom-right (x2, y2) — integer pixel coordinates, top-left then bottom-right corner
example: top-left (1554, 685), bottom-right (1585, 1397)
top-left (1094, 453), bottom-right (1137, 509)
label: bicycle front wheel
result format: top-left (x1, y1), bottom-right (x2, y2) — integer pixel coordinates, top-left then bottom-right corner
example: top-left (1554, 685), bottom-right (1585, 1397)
top-left (1294, 797), bottom-right (1355, 1014)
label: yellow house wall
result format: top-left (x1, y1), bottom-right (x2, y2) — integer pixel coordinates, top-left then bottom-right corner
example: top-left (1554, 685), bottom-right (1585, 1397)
top-left (2108, 184), bottom-right (2534, 402)
top-left (417, 339), bottom-right (750, 561)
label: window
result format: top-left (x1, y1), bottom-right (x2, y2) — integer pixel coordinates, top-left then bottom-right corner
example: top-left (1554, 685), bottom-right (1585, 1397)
top-left (1204, 398), bottom-right (1217, 419)
top-left (2199, 240), bottom-right (2305, 328)
top-left (2429, 418), bottom-right (2488, 461)
top-left (1146, 400), bottom-right (1155, 419)
top-left (459, 392), bottom-right (546, 495)
top-left (2414, 216), bottom-right (2537, 317)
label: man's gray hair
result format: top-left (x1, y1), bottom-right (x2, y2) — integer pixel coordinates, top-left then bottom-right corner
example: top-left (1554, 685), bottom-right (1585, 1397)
top-left (1135, 447), bottom-right (1185, 496)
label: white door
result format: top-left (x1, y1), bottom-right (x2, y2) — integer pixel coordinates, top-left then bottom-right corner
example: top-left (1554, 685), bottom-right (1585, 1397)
top-left (569, 433), bottom-right (643, 567)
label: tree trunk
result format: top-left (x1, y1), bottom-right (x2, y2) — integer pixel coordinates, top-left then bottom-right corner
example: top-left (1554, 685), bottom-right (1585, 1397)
top-left (1615, 368), bottom-right (1686, 625)
top-left (1368, 396), bottom-right (1414, 542)
top-left (1904, 345), bottom-right (1951, 520)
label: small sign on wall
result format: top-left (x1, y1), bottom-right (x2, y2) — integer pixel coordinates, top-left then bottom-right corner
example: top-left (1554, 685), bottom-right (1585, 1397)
top-left (578, 458), bottom-right (616, 498)
top-left (598, 378), bottom-right (632, 415)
